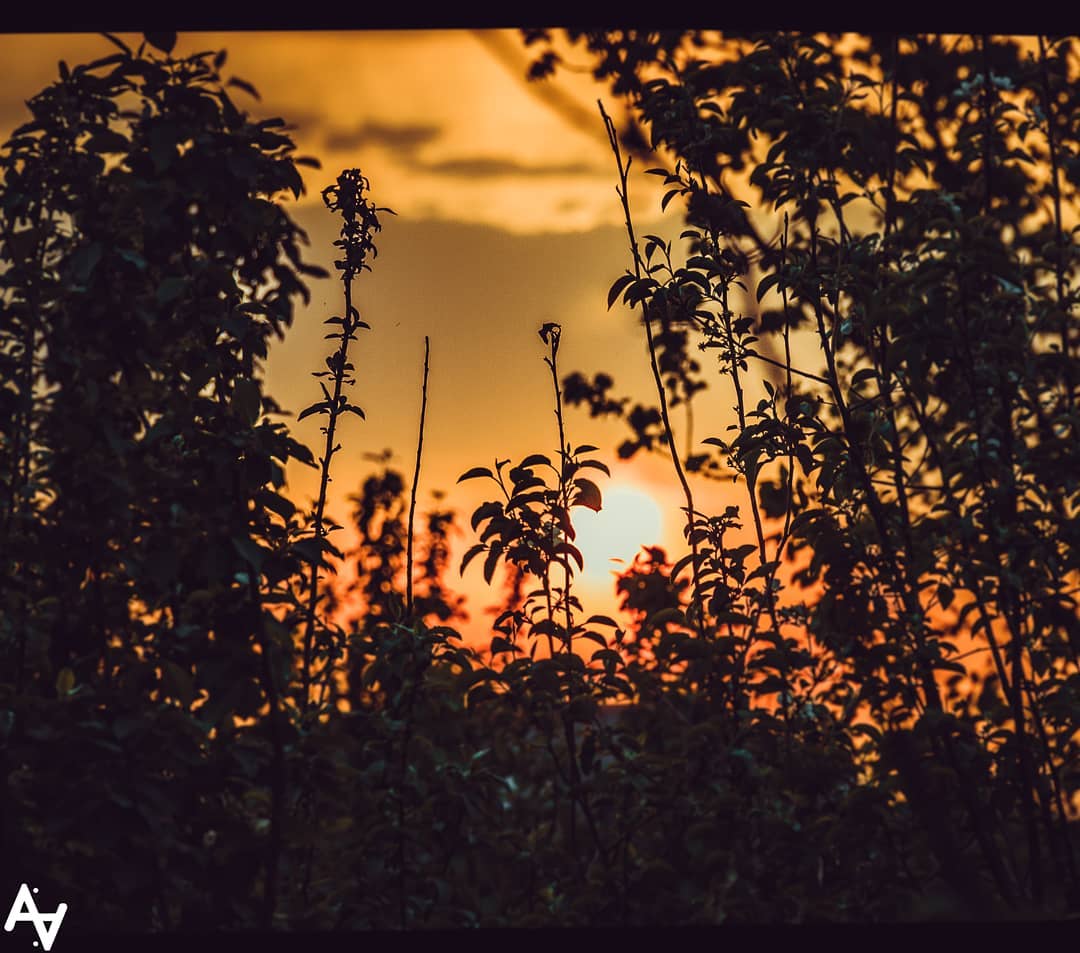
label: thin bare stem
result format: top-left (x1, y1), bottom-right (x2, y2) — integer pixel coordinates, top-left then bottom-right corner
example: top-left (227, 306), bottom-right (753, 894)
top-left (406, 336), bottom-right (431, 622)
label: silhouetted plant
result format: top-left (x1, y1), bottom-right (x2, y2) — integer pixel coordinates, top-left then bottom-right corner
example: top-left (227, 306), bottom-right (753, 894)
top-left (326, 455), bottom-right (466, 713)
top-left (529, 29), bottom-right (1080, 916)
top-left (5, 28), bottom-right (1077, 933)
top-left (0, 32), bottom-right (323, 927)
top-left (459, 322), bottom-right (626, 881)
top-left (297, 167), bottom-right (392, 718)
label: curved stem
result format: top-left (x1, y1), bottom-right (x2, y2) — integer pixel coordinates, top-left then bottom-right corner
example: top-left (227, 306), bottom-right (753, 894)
top-left (599, 100), bottom-right (706, 641)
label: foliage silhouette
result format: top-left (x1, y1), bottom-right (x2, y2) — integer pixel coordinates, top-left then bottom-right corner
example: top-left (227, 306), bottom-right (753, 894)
top-left (529, 29), bottom-right (1080, 916)
top-left (298, 167), bottom-right (392, 719)
top-left (1, 29), bottom-right (1077, 931)
top-left (0, 35), bottom-right (323, 927)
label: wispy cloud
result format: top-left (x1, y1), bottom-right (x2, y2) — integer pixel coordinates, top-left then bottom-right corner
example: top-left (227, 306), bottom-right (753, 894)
top-left (417, 156), bottom-right (605, 179)
top-left (323, 120), bottom-right (442, 154)
top-left (321, 123), bottom-right (604, 182)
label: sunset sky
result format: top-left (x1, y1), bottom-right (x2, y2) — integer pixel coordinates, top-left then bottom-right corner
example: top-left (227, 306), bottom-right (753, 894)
top-left (0, 30), bottom-right (761, 638)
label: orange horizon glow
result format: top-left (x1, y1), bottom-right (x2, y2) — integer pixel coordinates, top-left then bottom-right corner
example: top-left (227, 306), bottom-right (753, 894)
top-left (0, 31), bottom-right (796, 642)
top-left (2, 29), bottom-right (1026, 669)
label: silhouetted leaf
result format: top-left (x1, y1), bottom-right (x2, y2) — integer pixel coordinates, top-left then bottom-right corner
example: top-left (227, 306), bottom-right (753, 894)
top-left (519, 453), bottom-right (552, 469)
top-left (227, 76), bottom-right (261, 100)
top-left (83, 129), bottom-right (129, 154)
top-left (257, 489), bottom-right (296, 520)
top-left (458, 466), bottom-right (493, 483)
top-left (577, 459), bottom-right (611, 476)
top-left (232, 378), bottom-right (262, 426)
top-left (571, 477), bottom-right (602, 512)
top-left (554, 542), bottom-right (584, 571)
top-left (470, 501), bottom-right (503, 531)
top-left (608, 273), bottom-right (635, 309)
top-left (144, 32), bottom-right (177, 55)
top-left (482, 544), bottom-right (503, 584)
top-left (460, 543), bottom-right (486, 575)
top-left (937, 583), bottom-right (955, 610)
top-left (231, 535), bottom-right (266, 570)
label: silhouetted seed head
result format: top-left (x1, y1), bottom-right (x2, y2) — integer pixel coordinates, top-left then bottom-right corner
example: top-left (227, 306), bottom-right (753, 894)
top-left (321, 168), bottom-right (394, 278)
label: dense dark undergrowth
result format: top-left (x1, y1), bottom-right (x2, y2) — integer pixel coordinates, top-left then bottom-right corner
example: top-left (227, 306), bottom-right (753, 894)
top-left (1, 30), bottom-right (1078, 929)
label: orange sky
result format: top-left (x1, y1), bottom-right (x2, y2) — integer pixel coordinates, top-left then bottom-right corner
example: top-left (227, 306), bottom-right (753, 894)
top-left (0, 30), bottom-right (770, 641)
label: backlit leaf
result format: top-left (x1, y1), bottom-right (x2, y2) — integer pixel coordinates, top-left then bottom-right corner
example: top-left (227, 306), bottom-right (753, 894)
top-left (571, 477), bottom-right (602, 512)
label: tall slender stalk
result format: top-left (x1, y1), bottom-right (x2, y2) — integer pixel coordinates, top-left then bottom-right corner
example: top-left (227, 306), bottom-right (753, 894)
top-left (777, 214), bottom-right (797, 571)
top-left (300, 169), bottom-right (391, 716)
top-left (539, 322), bottom-right (581, 868)
top-left (405, 336), bottom-right (431, 622)
top-left (541, 324), bottom-right (576, 655)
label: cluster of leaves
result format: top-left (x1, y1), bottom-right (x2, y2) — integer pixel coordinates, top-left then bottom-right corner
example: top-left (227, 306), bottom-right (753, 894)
top-left (270, 318), bottom-right (910, 927)
top-left (528, 29), bottom-right (1080, 916)
top-left (0, 33), bottom-right (323, 927)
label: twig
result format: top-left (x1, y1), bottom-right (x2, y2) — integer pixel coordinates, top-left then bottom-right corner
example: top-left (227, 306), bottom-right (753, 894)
top-left (406, 336), bottom-right (431, 622)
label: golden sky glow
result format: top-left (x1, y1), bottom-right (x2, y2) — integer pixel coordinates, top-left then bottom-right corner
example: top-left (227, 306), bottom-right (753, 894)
top-left (0, 30), bottom-right (758, 640)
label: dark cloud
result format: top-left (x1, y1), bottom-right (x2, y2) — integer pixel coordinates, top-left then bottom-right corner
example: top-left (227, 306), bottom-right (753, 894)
top-left (252, 106), bottom-right (326, 135)
top-left (323, 120), bottom-right (442, 153)
top-left (320, 119), bottom-right (606, 182)
top-left (417, 156), bottom-right (605, 178)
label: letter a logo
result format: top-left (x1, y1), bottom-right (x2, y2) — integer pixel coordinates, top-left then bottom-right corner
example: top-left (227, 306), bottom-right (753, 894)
top-left (4, 883), bottom-right (67, 950)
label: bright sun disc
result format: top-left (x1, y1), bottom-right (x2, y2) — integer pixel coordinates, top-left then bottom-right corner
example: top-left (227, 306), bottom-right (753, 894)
top-left (572, 483), bottom-right (664, 585)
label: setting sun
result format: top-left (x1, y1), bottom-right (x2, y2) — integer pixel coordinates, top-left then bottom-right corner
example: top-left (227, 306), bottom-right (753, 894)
top-left (572, 483), bottom-right (664, 586)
